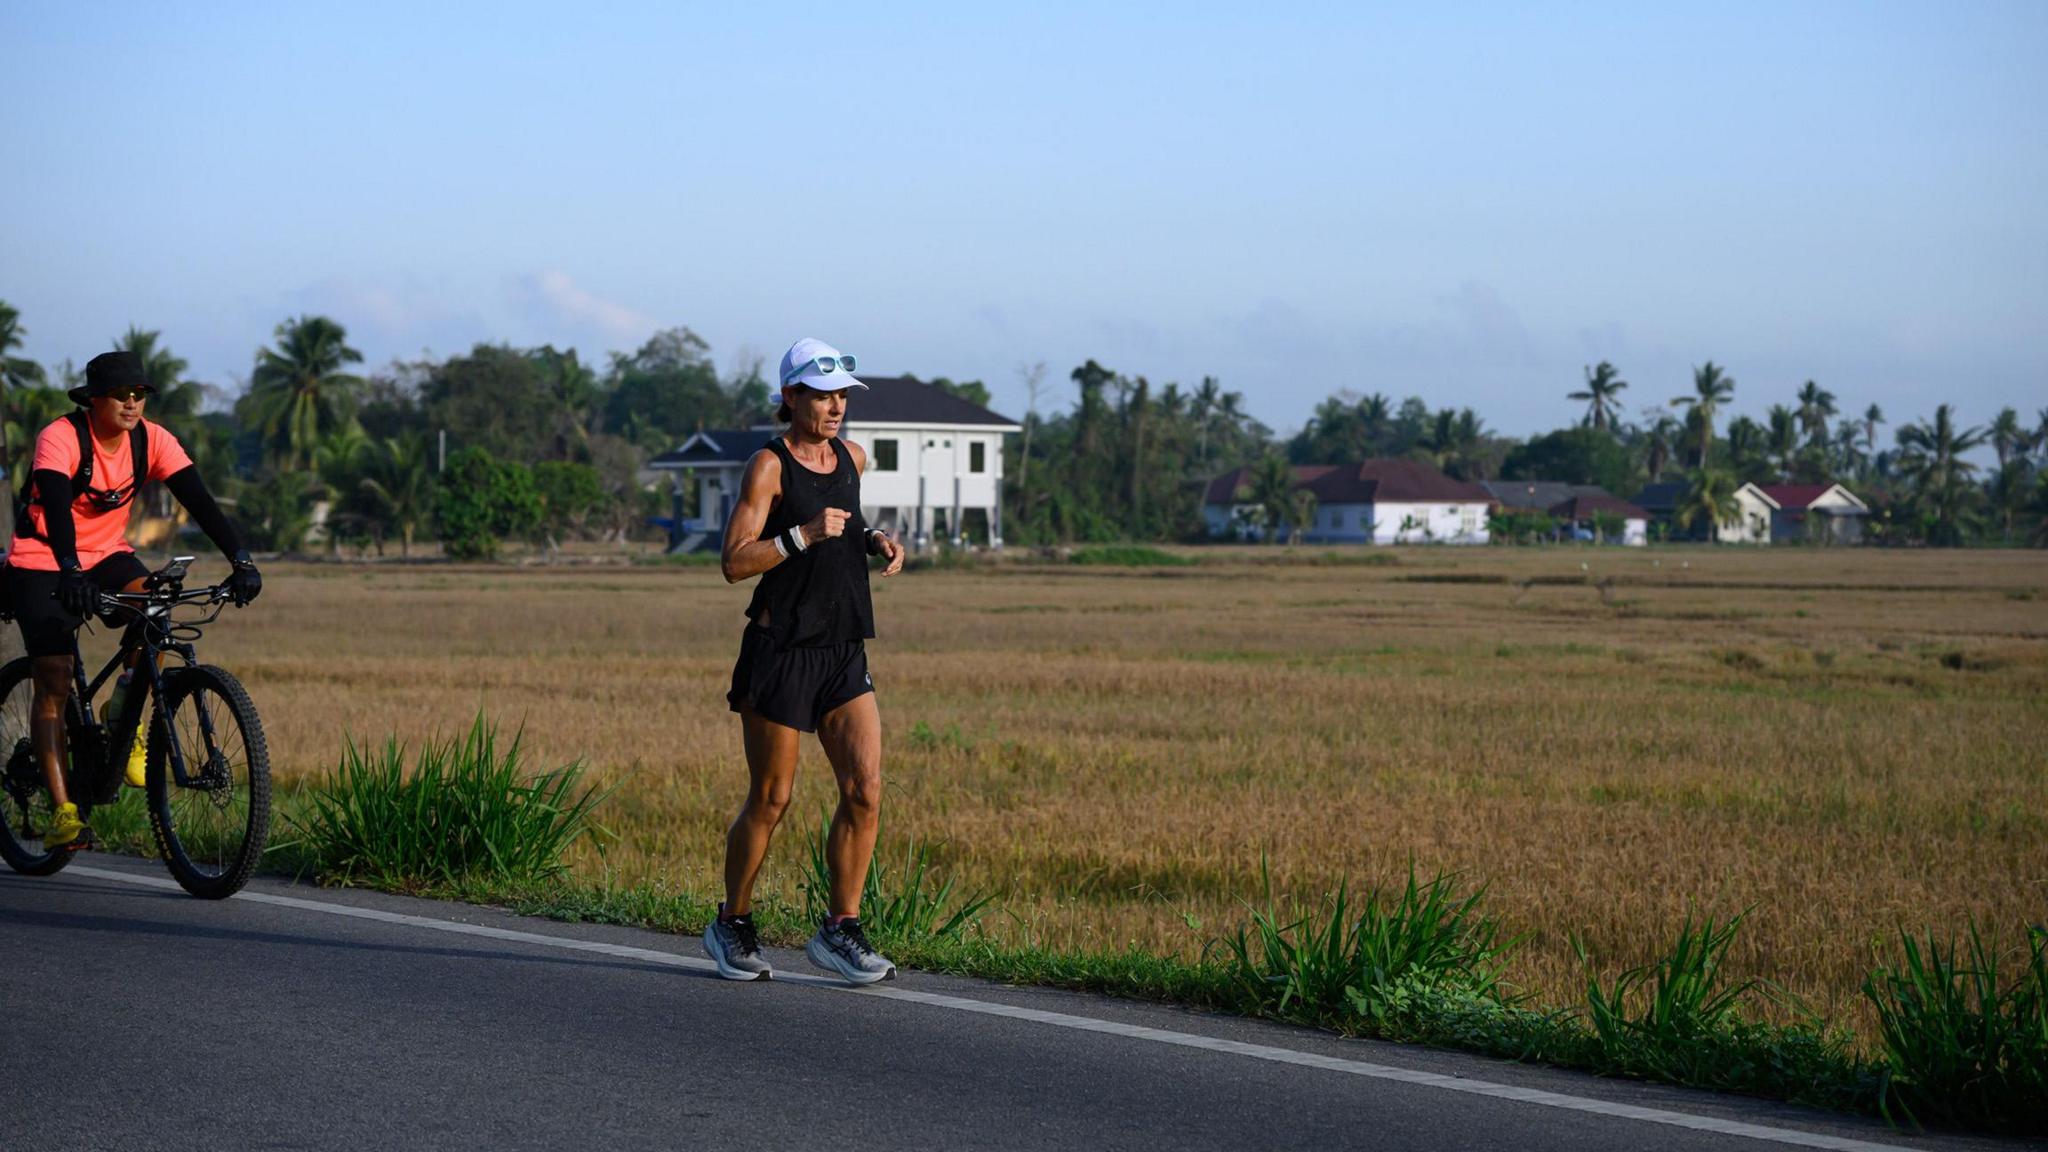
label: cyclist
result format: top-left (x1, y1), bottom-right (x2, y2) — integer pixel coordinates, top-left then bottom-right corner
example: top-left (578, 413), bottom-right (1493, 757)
top-left (3, 350), bottom-right (261, 850)
top-left (704, 337), bottom-right (905, 984)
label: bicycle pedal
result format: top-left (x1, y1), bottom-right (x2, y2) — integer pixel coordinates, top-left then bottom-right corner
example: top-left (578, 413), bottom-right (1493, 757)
top-left (58, 830), bottom-right (96, 853)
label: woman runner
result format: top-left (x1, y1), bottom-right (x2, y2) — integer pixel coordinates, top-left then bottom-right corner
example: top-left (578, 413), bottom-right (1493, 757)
top-left (704, 337), bottom-right (905, 983)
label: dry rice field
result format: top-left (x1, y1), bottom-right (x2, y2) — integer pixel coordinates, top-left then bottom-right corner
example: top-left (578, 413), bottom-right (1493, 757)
top-left (163, 545), bottom-right (2047, 1037)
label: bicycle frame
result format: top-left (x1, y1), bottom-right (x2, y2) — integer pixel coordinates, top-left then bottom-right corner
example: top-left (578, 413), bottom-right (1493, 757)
top-left (65, 555), bottom-right (232, 797)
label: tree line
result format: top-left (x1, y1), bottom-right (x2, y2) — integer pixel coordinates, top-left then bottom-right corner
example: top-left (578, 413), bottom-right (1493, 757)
top-left (1, 298), bottom-right (2042, 553)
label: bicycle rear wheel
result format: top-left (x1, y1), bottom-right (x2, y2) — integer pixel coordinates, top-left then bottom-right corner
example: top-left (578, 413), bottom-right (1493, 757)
top-left (0, 656), bottom-right (74, 876)
top-left (147, 665), bottom-right (270, 898)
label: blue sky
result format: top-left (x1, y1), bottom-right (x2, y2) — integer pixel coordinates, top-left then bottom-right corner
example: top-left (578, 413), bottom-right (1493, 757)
top-left (3, 1), bottom-right (2042, 437)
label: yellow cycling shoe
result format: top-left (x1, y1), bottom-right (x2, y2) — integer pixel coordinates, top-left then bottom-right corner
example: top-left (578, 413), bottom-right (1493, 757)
top-left (44, 802), bottom-right (90, 851)
top-left (124, 735), bottom-right (149, 789)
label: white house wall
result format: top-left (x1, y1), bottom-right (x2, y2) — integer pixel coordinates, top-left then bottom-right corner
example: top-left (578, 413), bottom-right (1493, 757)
top-left (840, 426), bottom-right (1007, 532)
top-left (1371, 501), bottom-right (1489, 544)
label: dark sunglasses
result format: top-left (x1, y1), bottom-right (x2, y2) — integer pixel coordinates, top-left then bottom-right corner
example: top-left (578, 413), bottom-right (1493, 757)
top-left (105, 388), bottom-right (150, 403)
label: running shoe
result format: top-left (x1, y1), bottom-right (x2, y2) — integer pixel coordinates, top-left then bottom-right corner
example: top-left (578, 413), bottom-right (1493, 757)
top-left (806, 918), bottom-right (895, 985)
top-left (123, 734), bottom-right (149, 789)
top-left (703, 910), bottom-right (772, 981)
top-left (44, 802), bottom-right (92, 851)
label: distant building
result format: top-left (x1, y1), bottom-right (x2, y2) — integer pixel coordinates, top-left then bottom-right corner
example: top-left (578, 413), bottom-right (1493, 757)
top-left (1479, 481), bottom-right (1649, 545)
top-left (645, 377), bottom-right (1020, 553)
top-left (1204, 458), bottom-right (1492, 544)
top-left (1758, 483), bottom-right (1868, 544)
top-left (1635, 481), bottom-right (1777, 544)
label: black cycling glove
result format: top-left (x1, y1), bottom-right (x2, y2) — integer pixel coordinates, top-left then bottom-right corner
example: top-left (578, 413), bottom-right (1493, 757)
top-left (57, 565), bottom-right (94, 617)
top-left (226, 551), bottom-right (263, 607)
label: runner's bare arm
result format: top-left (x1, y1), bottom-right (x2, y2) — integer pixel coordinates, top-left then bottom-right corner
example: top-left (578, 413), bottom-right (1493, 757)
top-left (721, 451), bottom-right (787, 584)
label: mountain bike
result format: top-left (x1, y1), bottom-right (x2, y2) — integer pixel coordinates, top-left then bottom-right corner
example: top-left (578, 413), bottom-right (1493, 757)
top-left (0, 555), bottom-right (270, 898)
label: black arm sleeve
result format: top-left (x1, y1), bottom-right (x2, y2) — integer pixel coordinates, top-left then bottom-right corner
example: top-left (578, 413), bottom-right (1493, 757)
top-left (163, 466), bottom-right (245, 558)
top-left (33, 469), bottom-right (80, 568)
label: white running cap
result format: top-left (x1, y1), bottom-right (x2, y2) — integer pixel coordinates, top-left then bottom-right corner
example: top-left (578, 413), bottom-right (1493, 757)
top-left (779, 337), bottom-right (867, 392)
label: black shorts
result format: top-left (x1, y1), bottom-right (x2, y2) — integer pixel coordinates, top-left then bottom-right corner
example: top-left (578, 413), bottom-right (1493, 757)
top-left (4, 551), bottom-right (150, 658)
top-left (727, 627), bottom-right (873, 734)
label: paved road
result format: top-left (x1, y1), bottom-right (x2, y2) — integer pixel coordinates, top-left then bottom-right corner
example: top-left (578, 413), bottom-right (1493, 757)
top-left (0, 856), bottom-right (2023, 1152)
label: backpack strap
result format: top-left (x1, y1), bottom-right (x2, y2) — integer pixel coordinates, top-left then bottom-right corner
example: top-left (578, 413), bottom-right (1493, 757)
top-left (65, 410), bottom-right (95, 492)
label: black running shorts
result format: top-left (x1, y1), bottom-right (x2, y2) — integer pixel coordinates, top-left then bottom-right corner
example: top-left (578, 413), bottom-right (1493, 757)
top-left (4, 551), bottom-right (150, 658)
top-left (727, 626), bottom-right (874, 734)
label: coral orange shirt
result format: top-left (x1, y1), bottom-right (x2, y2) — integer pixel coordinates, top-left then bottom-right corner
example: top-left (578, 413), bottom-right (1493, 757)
top-left (8, 416), bottom-right (193, 571)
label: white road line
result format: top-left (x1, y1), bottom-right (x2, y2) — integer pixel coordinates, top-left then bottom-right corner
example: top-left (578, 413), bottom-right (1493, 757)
top-left (63, 865), bottom-right (1916, 1152)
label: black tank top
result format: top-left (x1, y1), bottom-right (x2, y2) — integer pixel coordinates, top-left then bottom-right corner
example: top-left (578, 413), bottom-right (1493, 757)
top-left (745, 436), bottom-right (875, 647)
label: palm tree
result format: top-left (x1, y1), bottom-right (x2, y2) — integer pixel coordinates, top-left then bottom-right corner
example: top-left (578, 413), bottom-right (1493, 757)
top-left (1987, 460), bottom-right (2032, 544)
top-left (114, 327), bottom-right (212, 454)
top-left (357, 433), bottom-right (434, 556)
top-left (1239, 453), bottom-right (1295, 544)
top-left (1989, 407), bottom-right (2026, 470)
top-left (3, 386), bottom-right (72, 464)
top-left (1794, 380), bottom-right (1836, 447)
top-left (0, 300), bottom-right (47, 390)
top-left (1670, 361), bottom-right (1735, 468)
top-left (1896, 404), bottom-right (1987, 546)
top-left (0, 301), bottom-right (51, 498)
top-left (1644, 415), bottom-right (1680, 482)
top-left (1764, 405), bottom-right (1801, 482)
top-left (1426, 407), bottom-right (1490, 480)
top-left (1674, 469), bottom-right (1740, 541)
top-left (1358, 393), bottom-right (1392, 450)
top-left (1863, 404), bottom-right (1885, 458)
top-left (1569, 361), bottom-right (1628, 432)
top-left (242, 315), bottom-right (365, 469)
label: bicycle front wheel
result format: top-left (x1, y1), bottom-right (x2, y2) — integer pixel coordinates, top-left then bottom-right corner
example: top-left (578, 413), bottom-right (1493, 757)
top-left (147, 665), bottom-right (270, 898)
top-left (0, 656), bottom-right (73, 877)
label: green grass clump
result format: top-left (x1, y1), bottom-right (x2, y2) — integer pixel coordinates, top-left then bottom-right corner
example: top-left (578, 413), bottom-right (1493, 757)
top-left (1218, 864), bottom-right (1517, 1024)
top-left (1577, 910), bottom-right (1876, 1108)
top-left (799, 809), bottom-right (996, 944)
top-left (284, 714), bottom-right (610, 888)
top-left (1067, 545), bottom-right (1191, 567)
top-left (1865, 924), bottom-right (2048, 1134)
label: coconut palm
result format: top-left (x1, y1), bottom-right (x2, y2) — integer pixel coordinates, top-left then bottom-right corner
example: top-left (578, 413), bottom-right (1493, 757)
top-left (242, 315), bottom-right (365, 470)
top-left (1862, 404), bottom-right (1885, 457)
top-left (1795, 380), bottom-right (1836, 447)
top-left (1896, 404), bottom-right (1987, 546)
top-left (1239, 453), bottom-right (1295, 544)
top-left (0, 300), bottom-right (47, 390)
top-left (1764, 405), bottom-right (1801, 481)
top-left (1670, 362), bottom-right (1735, 468)
top-left (1644, 414), bottom-right (1681, 482)
top-left (1987, 460), bottom-right (2033, 544)
top-left (358, 433), bottom-right (435, 556)
top-left (1989, 407), bottom-right (2026, 470)
top-left (1673, 469), bottom-right (1740, 541)
top-left (3, 386), bottom-right (72, 463)
top-left (1569, 361), bottom-right (1628, 432)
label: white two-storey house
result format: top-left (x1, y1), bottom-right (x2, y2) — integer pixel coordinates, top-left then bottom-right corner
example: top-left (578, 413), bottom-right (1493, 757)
top-left (647, 376), bottom-right (1021, 552)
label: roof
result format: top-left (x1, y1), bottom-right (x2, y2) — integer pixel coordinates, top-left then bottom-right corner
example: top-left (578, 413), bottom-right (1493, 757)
top-left (1634, 482), bottom-right (1685, 512)
top-left (1759, 483), bottom-right (1866, 512)
top-left (1634, 480), bottom-right (1780, 513)
top-left (647, 429), bottom-right (764, 469)
top-left (1549, 493), bottom-right (1649, 521)
top-left (839, 376), bottom-right (1019, 428)
top-left (1205, 458), bottom-right (1490, 506)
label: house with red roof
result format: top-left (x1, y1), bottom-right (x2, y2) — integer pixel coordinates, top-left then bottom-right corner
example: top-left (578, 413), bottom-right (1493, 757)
top-left (1758, 483), bottom-right (1868, 544)
top-left (1203, 458), bottom-right (1492, 544)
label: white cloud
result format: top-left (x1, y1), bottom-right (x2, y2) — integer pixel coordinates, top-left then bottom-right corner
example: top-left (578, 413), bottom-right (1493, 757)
top-left (508, 270), bottom-right (657, 346)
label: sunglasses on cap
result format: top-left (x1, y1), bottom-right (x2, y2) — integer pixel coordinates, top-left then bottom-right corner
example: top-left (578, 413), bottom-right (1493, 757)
top-left (782, 354), bottom-right (856, 385)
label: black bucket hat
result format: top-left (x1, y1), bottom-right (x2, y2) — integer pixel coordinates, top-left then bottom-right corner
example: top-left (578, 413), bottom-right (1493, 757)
top-left (70, 350), bottom-right (156, 407)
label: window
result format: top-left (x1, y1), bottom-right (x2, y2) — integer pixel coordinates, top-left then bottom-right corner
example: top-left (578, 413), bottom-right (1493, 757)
top-left (873, 438), bottom-right (899, 471)
top-left (969, 441), bottom-right (986, 473)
